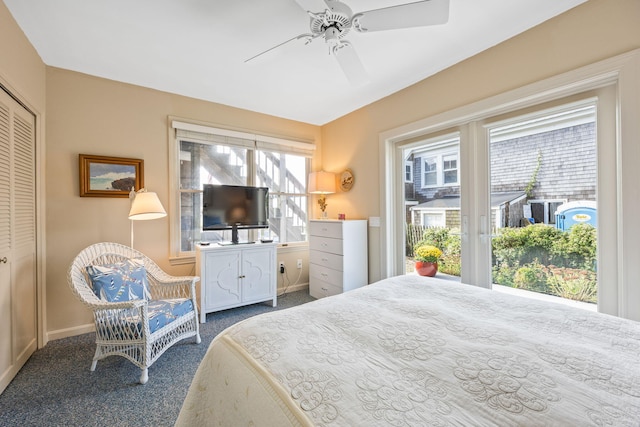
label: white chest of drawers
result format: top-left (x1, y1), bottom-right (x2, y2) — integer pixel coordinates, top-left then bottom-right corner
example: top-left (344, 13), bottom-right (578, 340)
top-left (308, 219), bottom-right (368, 298)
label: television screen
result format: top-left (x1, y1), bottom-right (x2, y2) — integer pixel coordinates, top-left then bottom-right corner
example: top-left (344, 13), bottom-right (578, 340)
top-left (202, 185), bottom-right (268, 243)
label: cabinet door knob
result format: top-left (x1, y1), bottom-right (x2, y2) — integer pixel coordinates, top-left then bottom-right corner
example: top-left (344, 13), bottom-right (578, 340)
top-left (0, 257), bottom-right (6, 264)
top-left (239, 275), bottom-right (245, 279)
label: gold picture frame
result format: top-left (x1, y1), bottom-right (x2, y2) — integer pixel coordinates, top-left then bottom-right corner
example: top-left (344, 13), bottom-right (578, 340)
top-left (79, 154), bottom-right (144, 197)
top-left (339, 169), bottom-right (354, 192)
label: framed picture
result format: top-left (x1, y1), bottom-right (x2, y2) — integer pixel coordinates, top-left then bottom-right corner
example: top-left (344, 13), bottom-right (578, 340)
top-left (79, 154), bottom-right (144, 197)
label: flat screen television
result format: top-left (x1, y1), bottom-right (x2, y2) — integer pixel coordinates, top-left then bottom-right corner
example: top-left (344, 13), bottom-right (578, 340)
top-left (202, 184), bottom-right (269, 245)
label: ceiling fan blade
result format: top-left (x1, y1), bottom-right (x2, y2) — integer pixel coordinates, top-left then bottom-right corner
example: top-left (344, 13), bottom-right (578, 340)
top-left (333, 41), bottom-right (370, 86)
top-left (354, 0), bottom-right (450, 32)
top-left (245, 33), bottom-right (316, 64)
top-left (293, 0), bottom-right (329, 13)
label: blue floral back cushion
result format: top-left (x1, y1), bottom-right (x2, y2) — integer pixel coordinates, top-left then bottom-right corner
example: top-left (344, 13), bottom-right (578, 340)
top-left (86, 259), bottom-right (150, 302)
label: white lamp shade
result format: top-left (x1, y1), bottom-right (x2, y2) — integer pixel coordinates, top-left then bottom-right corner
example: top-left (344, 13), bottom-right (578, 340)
top-left (308, 171), bottom-right (336, 194)
top-left (128, 191), bottom-right (167, 220)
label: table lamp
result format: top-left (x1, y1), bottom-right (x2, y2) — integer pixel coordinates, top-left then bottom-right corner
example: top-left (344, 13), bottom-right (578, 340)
top-left (308, 171), bottom-right (336, 219)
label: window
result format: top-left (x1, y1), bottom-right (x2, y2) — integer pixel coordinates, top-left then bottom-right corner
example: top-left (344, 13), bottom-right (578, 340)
top-left (443, 154), bottom-right (458, 184)
top-left (384, 53), bottom-right (634, 318)
top-left (170, 120), bottom-right (315, 257)
top-left (423, 157), bottom-right (437, 186)
top-left (422, 211), bottom-right (445, 227)
top-left (421, 152), bottom-right (459, 187)
top-left (255, 151), bottom-right (309, 244)
top-left (405, 160), bottom-right (413, 182)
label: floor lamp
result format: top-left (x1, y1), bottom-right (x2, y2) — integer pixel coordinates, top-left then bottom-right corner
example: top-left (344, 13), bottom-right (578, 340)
top-left (128, 189), bottom-right (167, 249)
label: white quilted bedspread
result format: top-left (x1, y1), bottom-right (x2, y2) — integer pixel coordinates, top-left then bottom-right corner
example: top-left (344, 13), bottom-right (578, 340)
top-left (177, 275), bottom-right (640, 426)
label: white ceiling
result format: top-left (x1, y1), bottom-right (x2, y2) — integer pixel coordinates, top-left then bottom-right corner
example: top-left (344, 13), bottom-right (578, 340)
top-left (5, 0), bottom-right (586, 125)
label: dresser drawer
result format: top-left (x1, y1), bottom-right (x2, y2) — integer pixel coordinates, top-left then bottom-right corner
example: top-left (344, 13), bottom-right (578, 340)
top-left (310, 263), bottom-right (343, 287)
top-left (309, 279), bottom-right (342, 299)
top-left (309, 236), bottom-right (343, 255)
top-left (309, 221), bottom-right (343, 239)
top-left (309, 249), bottom-right (343, 271)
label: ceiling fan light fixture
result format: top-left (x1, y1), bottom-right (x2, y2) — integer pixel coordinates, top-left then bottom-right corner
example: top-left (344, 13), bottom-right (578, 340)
top-left (325, 27), bottom-right (341, 47)
top-left (247, 0), bottom-right (451, 86)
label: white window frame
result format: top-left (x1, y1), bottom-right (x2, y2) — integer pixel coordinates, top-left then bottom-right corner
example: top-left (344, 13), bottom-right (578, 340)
top-left (168, 119), bottom-right (315, 261)
top-left (380, 50), bottom-right (640, 320)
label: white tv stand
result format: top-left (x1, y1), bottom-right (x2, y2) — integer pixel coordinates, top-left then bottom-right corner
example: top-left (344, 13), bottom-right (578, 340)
top-left (195, 242), bottom-right (277, 323)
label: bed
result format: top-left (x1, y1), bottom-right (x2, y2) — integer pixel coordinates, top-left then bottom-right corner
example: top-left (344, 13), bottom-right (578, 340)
top-left (176, 275), bottom-right (640, 426)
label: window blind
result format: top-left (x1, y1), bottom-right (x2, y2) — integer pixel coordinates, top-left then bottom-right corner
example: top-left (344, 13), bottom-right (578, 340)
top-left (172, 120), bottom-right (315, 156)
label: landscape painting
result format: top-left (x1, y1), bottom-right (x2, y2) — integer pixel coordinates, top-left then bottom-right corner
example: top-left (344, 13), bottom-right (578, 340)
top-left (79, 154), bottom-right (144, 197)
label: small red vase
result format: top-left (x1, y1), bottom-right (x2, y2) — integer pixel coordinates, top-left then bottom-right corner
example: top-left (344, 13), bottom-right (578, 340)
top-left (415, 261), bottom-right (438, 277)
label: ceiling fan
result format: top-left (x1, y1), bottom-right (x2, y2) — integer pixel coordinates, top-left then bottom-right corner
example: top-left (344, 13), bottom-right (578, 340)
top-left (246, 0), bottom-right (450, 86)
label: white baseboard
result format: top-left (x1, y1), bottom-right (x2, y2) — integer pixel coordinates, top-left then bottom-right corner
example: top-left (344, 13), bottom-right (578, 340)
top-left (278, 282), bottom-right (309, 295)
top-left (47, 323), bottom-right (95, 342)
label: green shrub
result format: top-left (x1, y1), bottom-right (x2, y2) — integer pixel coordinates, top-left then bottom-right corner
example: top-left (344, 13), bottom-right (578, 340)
top-left (415, 227), bottom-right (450, 253)
top-left (552, 223), bottom-right (597, 270)
top-left (492, 224), bottom-right (563, 267)
top-left (440, 253), bottom-right (461, 276)
top-left (513, 262), bottom-right (549, 293)
top-left (546, 265), bottom-right (597, 303)
top-left (492, 223), bottom-right (597, 272)
top-left (492, 262), bottom-right (518, 287)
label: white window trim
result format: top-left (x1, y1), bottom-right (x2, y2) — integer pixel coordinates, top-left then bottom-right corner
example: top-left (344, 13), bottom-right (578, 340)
top-left (380, 49), bottom-right (640, 320)
top-left (168, 117), bottom-right (316, 261)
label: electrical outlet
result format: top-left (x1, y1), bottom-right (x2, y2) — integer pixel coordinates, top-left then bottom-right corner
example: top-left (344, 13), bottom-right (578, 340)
top-left (279, 262), bottom-right (285, 274)
top-left (297, 259), bottom-right (302, 269)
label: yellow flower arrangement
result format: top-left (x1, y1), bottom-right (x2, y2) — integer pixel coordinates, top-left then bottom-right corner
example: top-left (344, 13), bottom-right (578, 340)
top-left (415, 245), bottom-right (442, 263)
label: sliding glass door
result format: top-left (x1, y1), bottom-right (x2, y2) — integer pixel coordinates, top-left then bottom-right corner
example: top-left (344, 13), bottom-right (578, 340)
top-left (402, 133), bottom-right (462, 280)
top-left (487, 102), bottom-right (598, 308)
top-left (395, 85), bottom-right (617, 313)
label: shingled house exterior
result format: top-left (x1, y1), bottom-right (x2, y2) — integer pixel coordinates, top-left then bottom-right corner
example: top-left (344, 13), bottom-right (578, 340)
top-left (405, 105), bottom-right (596, 231)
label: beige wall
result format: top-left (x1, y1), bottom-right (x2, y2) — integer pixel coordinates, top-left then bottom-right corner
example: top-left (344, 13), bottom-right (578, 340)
top-left (0, 2), bottom-right (45, 110)
top-left (321, 0), bottom-right (640, 283)
top-left (45, 69), bottom-right (321, 334)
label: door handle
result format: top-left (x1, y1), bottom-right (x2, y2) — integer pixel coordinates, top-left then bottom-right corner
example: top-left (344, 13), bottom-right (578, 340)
top-left (0, 257), bottom-right (7, 264)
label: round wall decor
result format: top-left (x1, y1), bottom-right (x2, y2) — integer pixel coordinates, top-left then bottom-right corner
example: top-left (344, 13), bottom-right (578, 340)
top-left (339, 169), bottom-right (354, 192)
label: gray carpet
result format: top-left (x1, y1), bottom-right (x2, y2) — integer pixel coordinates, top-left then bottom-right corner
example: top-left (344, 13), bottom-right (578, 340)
top-left (0, 290), bottom-right (315, 427)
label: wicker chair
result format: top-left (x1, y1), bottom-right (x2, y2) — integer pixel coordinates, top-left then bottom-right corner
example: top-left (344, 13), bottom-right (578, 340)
top-left (67, 242), bottom-right (201, 384)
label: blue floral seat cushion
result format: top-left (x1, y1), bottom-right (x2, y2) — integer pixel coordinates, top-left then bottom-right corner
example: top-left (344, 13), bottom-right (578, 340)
top-left (86, 259), bottom-right (150, 302)
top-left (97, 298), bottom-right (194, 338)
top-left (147, 299), bottom-right (194, 333)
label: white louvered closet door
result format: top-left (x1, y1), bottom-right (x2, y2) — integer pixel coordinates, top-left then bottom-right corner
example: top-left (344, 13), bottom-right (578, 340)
top-left (0, 87), bottom-right (37, 395)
